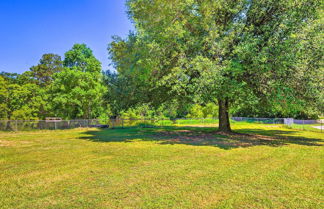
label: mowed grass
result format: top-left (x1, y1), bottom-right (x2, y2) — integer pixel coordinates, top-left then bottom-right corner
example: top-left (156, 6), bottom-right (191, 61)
top-left (0, 123), bottom-right (323, 208)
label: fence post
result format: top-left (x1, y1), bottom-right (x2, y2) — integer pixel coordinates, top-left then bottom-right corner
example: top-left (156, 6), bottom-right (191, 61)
top-left (122, 119), bottom-right (124, 129)
top-left (54, 121), bottom-right (57, 130)
top-left (15, 120), bottom-right (18, 132)
top-left (303, 119), bottom-right (304, 130)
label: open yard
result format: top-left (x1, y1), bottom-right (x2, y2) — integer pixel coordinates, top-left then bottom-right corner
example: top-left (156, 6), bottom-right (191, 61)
top-left (0, 123), bottom-right (323, 208)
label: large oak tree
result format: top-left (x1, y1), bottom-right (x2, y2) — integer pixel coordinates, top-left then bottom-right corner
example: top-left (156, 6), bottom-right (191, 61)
top-left (110, 0), bottom-right (323, 132)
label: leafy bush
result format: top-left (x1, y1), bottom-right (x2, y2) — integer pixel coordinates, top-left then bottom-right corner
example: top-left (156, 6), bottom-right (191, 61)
top-left (186, 104), bottom-right (204, 118)
top-left (120, 104), bottom-right (157, 119)
top-left (187, 103), bottom-right (218, 119)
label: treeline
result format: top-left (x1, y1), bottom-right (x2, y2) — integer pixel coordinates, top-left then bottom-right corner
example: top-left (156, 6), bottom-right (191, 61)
top-left (1, 42), bottom-right (322, 120)
top-left (0, 43), bottom-right (217, 120)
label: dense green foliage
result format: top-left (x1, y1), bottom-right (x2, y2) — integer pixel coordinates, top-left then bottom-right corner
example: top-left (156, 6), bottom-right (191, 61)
top-left (0, 44), bottom-right (107, 120)
top-left (108, 0), bottom-right (323, 129)
top-left (0, 72), bottom-right (50, 120)
top-left (30, 54), bottom-right (64, 87)
top-left (1, 1), bottom-right (323, 121)
top-left (51, 44), bottom-right (106, 119)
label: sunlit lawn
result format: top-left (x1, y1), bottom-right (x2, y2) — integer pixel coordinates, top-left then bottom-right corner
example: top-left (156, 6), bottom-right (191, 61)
top-left (0, 123), bottom-right (323, 208)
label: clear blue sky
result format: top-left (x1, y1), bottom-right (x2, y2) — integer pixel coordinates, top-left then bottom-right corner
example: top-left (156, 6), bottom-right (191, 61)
top-left (0, 0), bottom-right (133, 73)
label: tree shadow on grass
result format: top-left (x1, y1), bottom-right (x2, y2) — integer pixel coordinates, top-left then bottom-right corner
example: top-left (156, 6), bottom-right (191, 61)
top-left (79, 126), bottom-right (323, 150)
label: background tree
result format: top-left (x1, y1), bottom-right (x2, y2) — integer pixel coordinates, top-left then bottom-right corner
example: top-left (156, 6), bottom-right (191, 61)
top-left (0, 46), bottom-right (107, 120)
top-left (1, 72), bottom-right (42, 120)
top-left (0, 80), bottom-right (43, 120)
top-left (29, 54), bottom-right (63, 86)
top-left (50, 44), bottom-right (106, 119)
top-left (64, 44), bottom-right (101, 73)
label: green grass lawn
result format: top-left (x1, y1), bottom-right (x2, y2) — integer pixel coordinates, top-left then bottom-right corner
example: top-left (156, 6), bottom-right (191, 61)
top-left (0, 123), bottom-right (323, 208)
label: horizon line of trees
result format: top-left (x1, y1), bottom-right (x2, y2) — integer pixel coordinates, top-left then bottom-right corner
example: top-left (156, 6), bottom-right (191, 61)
top-left (0, 42), bottom-right (321, 121)
top-left (1, 1), bottom-right (323, 124)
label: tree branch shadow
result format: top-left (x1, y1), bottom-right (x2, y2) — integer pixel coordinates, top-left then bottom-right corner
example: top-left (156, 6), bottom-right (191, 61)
top-left (79, 126), bottom-right (323, 150)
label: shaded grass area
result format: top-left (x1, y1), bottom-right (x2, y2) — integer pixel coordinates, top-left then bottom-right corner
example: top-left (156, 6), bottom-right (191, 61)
top-left (0, 124), bottom-right (323, 208)
top-left (83, 125), bottom-right (323, 150)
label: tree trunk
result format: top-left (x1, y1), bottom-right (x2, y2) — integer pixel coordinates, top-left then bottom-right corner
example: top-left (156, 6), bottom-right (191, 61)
top-left (218, 99), bottom-right (231, 133)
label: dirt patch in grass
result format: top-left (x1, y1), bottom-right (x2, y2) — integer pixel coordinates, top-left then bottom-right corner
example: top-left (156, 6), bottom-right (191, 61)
top-left (0, 140), bottom-right (20, 147)
top-left (0, 140), bottom-right (31, 147)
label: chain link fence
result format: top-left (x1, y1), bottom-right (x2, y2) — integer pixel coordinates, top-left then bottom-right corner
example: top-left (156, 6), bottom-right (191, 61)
top-left (0, 119), bottom-right (102, 132)
top-left (231, 117), bottom-right (284, 124)
top-left (231, 117), bottom-right (323, 132)
top-left (0, 117), bottom-right (322, 132)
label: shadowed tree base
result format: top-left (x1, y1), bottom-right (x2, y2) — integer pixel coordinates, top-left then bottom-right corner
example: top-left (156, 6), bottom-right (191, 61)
top-left (218, 99), bottom-right (231, 133)
top-left (214, 130), bottom-right (249, 137)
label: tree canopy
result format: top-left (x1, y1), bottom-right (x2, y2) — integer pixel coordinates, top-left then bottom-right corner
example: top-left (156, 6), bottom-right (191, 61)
top-left (108, 0), bottom-right (323, 132)
top-left (30, 54), bottom-right (63, 86)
